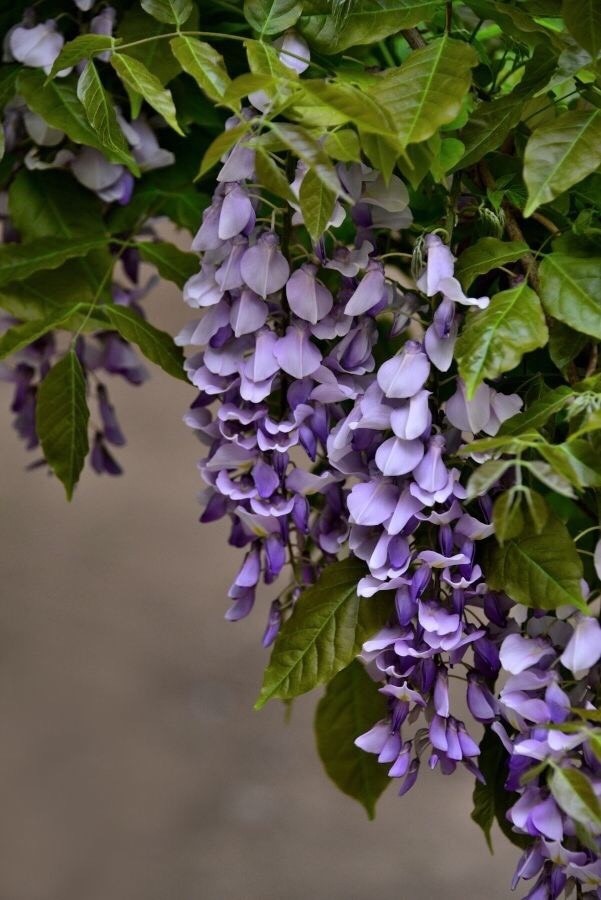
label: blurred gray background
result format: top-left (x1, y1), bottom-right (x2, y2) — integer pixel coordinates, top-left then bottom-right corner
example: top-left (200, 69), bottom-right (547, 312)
top-left (0, 270), bottom-right (519, 900)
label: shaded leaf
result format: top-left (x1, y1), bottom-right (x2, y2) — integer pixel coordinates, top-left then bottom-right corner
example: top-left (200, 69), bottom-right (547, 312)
top-left (370, 37), bottom-right (477, 148)
top-left (254, 148), bottom-right (296, 202)
top-left (500, 386), bottom-right (573, 435)
top-left (0, 236), bottom-right (105, 288)
top-left (199, 121), bottom-right (250, 177)
top-left (539, 253), bottom-right (601, 341)
top-left (315, 660), bottom-right (390, 820)
top-left (562, 0), bottom-right (601, 61)
top-left (299, 0), bottom-right (440, 53)
top-left (49, 35), bottom-right (119, 78)
top-left (483, 510), bottom-right (586, 611)
top-left (140, 0), bottom-right (192, 25)
top-left (36, 350), bottom-right (90, 500)
top-left (524, 109), bottom-right (601, 216)
top-left (76, 61), bottom-right (138, 171)
top-left (299, 168), bottom-right (336, 240)
top-left (466, 459), bottom-right (512, 499)
top-left (256, 558), bottom-right (392, 707)
top-left (456, 95), bottom-right (522, 170)
top-left (111, 53), bottom-right (183, 134)
top-left (549, 765), bottom-right (601, 832)
top-left (455, 238), bottom-right (529, 290)
top-left (136, 241), bottom-right (198, 288)
top-left (170, 36), bottom-right (231, 104)
top-left (324, 129), bottom-right (361, 163)
top-left (266, 123), bottom-right (345, 197)
top-left (0, 307), bottom-right (84, 360)
top-left (456, 282), bottom-right (548, 398)
top-left (8, 169), bottom-right (104, 240)
top-left (102, 305), bottom-right (187, 381)
top-left (244, 0), bottom-right (302, 35)
top-left (472, 728), bottom-right (529, 851)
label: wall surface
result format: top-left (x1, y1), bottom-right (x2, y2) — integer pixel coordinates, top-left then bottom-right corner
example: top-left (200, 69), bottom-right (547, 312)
top-left (0, 270), bottom-right (519, 900)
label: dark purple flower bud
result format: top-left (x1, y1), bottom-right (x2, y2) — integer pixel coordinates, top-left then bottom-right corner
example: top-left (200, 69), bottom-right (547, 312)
top-left (90, 434), bottom-right (122, 476)
top-left (252, 460), bottom-right (279, 498)
top-left (398, 757), bottom-right (420, 796)
top-left (291, 494), bottom-right (310, 533)
top-left (467, 674), bottom-right (497, 722)
top-left (262, 601), bottom-right (282, 647)
top-left (225, 587), bottom-right (255, 621)
top-left (439, 524), bottom-right (453, 556)
top-left (473, 637), bottom-right (501, 679)
top-left (97, 384), bottom-right (125, 446)
top-left (264, 534), bottom-right (286, 583)
top-left (200, 491), bottom-right (228, 523)
top-left (235, 546), bottom-right (261, 588)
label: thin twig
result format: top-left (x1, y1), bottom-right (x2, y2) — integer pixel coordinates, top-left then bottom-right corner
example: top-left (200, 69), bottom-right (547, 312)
top-left (479, 161), bottom-right (541, 292)
top-left (402, 28), bottom-right (426, 49)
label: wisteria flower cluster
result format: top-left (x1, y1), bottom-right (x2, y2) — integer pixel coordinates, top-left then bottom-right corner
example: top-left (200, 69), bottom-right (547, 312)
top-left (1, 2), bottom-right (600, 897)
top-left (179, 86), bottom-right (601, 897)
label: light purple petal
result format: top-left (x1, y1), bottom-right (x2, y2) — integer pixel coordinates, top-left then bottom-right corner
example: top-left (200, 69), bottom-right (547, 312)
top-left (347, 480), bottom-right (399, 526)
top-left (274, 326), bottom-right (322, 378)
top-left (375, 436), bottom-right (424, 477)
top-left (230, 289), bottom-right (268, 337)
top-left (559, 615), bottom-right (601, 679)
top-left (377, 341), bottom-right (430, 399)
top-left (240, 233), bottom-right (290, 298)
top-left (218, 183), bottom-right (253, 240)
top-left (416, 234), bottom-right (454, 296)
top-left (286, 264), bottom-right (333, 324)
top-left (390, 390), bottom-right (431, 440)
top-left (344, 265), bottom-right (385, 316)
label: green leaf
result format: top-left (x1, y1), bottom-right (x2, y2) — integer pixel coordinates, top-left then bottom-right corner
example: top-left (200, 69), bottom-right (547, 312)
top-left (493, 489), bottom-right (525, 543)
top-left (562, 0), bottom-right (601, 61)
top-left (315, 661), bottom-right (390, 819)
top-left (254, 148), bottom-right (296, 203)
top-left (199, 121), bottom-right (250, 177)
top-left (548, 321), bottom-right (589, 371)
top-left (244, 0), bottom-right (302, 35)
top-left (256, 558), bottom-right (392, 708)
top-left (472, 728), bottom-right (529, 852)
top-left (524, 109), bottom-right (601, 217)
top-left (370, 37), bottom-right (477, 148)
top-left (111, 53), bottom-right (183, 134)
top-left (170, 36), bottom-right (231, 104)
top-left (323, 129), bottom-right (361, 163)
top-left (483, 510), bottom-right (586, 611)
top-left (456, 95), bottom-right (523, 170)
top-left (8, 169), bottom-right (105, 240)
top-left (17, 70), bottom-right (117, 160)
top-left (456, 283), bottom-right (549, 398)
top-left (118, 6), bottom-right (192, 85)
top-left (36, 350), bottom-right (90, 500)
top-left (49, 35), bottom-right (119, 78)
top-left (140, 0), bottom-right (192, 26)
top-left (0, 236), bottom-right (105, 288)
top-left (359, 132), bottom-right (399, 183)
top-left (102, 305), bottom-right (187, 381)
top-left (292, 80), bottom-right (397, 139)
top-left (299, 0), bottom-right (440, 53)
top-left (549, 765), bottom-right (601, 832)
top-left (539, 253), bottom-right (601, 341)
top-left (135, 241), bottom-right (198, 288)
top-left (0, 308), bottom-right (79, 360)
top-left (466, 459), bottom-right (512, 499)
top-left (538, 441), bottom-right (601, 489)
top-left (299, 168), bottom-right (336, 240)
top-left (455, 238), bottom-right (529, 290)
top-left (500, 386), bottom-right (574, 435)
top-left (76, 62), bottom-right (138, 172)
top-left (526, 460), bottom-right (578, 499)
top-left (266, 123), bottom-right (345, 197)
